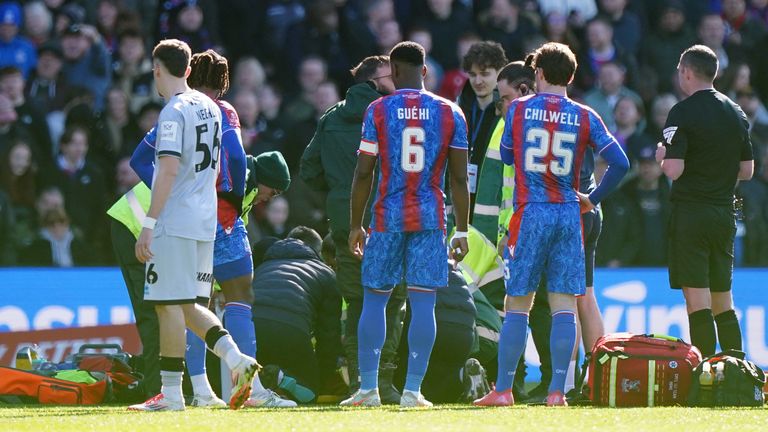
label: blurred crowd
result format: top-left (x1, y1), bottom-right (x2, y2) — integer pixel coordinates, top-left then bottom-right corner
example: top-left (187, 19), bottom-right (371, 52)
top-left (1, 0), bottom-right (767, 267)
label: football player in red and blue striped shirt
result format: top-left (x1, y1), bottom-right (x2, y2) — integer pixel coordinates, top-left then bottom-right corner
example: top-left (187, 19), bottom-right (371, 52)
top-left (475, 43), bottom-right (629, 407)
top-left (342, 42), bottom-right (471, 408)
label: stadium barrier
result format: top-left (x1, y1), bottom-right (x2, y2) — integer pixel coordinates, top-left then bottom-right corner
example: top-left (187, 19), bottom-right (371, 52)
top-left (1, 268), bottom-right (766, 378)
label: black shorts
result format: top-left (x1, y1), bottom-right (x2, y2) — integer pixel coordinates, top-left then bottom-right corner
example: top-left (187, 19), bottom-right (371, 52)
top-left (582, 208), bottom-right (602, 287)
top-left (668, 202), bottom-right (736, 292)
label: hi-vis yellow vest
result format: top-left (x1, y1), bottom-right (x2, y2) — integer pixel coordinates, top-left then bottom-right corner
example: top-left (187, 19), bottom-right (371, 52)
top-left (452, 225), bottom-right (505, 290)
top-left (107, 183), bottom-right (151, 239)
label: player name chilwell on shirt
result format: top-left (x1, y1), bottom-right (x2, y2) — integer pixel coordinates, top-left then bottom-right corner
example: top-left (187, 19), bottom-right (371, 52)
top-left (524, 108), bottom-right (581, 126)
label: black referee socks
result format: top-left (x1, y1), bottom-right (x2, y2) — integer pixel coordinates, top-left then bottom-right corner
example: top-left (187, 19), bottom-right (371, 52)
top-left (715, 309), bottom-right (743, 351)
top-left (688, 309), bottom-right (716, 357)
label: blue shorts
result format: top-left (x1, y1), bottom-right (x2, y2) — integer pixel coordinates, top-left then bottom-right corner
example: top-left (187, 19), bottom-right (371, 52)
top-left (213, 218), bottom-right (253, 282)
top-left (503, 202), bottom-right (585, 296)
top-left (361, 229), bottom-right (447, 290)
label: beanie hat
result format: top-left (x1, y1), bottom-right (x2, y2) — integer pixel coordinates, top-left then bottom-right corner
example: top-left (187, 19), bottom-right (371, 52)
top-left (253, 151), bottom-right (291, 191)
top-left (0, 2), bottom-right (21, 27)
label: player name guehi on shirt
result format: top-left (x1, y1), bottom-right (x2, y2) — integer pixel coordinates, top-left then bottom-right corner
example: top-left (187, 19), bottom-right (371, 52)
top-left (397, 106), bottom-right (430, 120)
top-left (524, 108), bottom-right (580, 126)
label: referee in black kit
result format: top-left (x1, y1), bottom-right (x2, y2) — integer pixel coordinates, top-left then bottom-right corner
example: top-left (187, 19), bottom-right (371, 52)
top-left (655, 45), bottom-right (754, 358)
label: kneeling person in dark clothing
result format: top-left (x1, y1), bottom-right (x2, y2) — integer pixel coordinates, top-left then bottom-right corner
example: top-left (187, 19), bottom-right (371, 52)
top-left (396, 267), bottom-right (491, 403)
top-left (251, 226), bottom-right (342, 398)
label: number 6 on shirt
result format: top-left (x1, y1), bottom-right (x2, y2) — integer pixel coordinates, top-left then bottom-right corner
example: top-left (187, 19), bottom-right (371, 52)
top-left (401, 126), bottom-right (425, 173)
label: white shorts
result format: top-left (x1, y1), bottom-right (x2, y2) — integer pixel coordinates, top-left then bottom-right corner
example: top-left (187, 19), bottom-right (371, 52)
top-left (144, 232), bottom-right (214, 304)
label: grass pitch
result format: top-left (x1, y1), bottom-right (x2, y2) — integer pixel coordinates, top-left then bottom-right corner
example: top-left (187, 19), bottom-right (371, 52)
top-left (1, 405), bottom-right (767, 432)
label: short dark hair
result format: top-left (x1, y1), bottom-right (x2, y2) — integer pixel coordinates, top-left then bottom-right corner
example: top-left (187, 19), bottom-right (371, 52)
top-left (389, 41), bottom-right (425, 67)
top-left (117, 28), bottom-right (143, 45)
top-left (60, 125), bottom-right (89, 146)
top-left (188, 49), bottom-right (230, 97)
top-left (287, 226), bottom-right (323, 255)
top-left (679, 44), bottom-right (718, 81)
top-left (321, 233), bottom-right (336, 261)
top-left (350, 55), bottom-right (390, 83)
top-left (461, 41), bottom-right (508, 72)
top-left (0, 66), bottom-right (22, 80)
top-left (532, 42), bottom-right (577, 86)
top-left (152, 39), bottom-right (191, 78)
top-left (138, 100), bottom-right (163, 118)
top-left (497, 60), bottom-right (535, 85)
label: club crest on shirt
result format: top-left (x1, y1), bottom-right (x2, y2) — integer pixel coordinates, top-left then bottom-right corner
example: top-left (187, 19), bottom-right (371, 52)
top-left (159, 121), bottom-right (178, 142)
top-left (663, 126), bottom-right (678, 145)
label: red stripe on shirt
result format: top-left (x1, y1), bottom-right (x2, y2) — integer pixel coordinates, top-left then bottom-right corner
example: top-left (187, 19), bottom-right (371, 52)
top-left (432, 104), bottom-right (453, 231)
top-left (512, 100), bottom-right (528, 204)
top-left (543, 98), bottom-right (562, 202)
top-left (373, 101), bottom-right (389, 232)
top-left (572, 108), bottom-right (591, 191)
top-left (403, 94), bottom-right (423, 231)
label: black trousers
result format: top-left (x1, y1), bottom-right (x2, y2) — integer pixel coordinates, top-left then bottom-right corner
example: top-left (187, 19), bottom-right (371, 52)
top-left (253, 318), bottom-right (324, 394)
top-left (395, 320), bottom-right (475, 403)
top-left (111, 219), bottom-right (160, 396)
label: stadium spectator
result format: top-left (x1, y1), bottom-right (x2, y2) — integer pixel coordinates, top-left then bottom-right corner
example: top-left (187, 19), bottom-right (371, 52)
top-left (303, 1), bottom-right (354, 89)
top-left (0, 2), bottom-right (37, 78)
top-left (25, 41), bottom-right (73, 114)
top-left (231, 57), bottom-right (266, 96)
top-left (643, 93), bottom-right (679, 144)
top-left (406, 27), bottom-right (441, 92)
top-left (599, 0), bottom-right (642, 55)
top-left (23, 1), bottom-right (53, 47)
top-left (576, 16), bottom-right (638, 92)
top-left (0, 138), bottom-right (37, 248)
top-left (251, 195), bottom-right (291, 243)
top-left (437, 31), bottom-right (480, 101)
top-left (539, 0), bottom-right (598, 28)
top-left (717, 61), bottom-right (753, 99)
top-left (738, 146), bottom-right (768, 266)
top-left (750, 0), bottom-right (768, 24)
top-left (478, 0), bottom-right (539, 62)
top-left (283, 56), bottom-right (327, 127)
top-left (622, 144), bottom-right (671, 266)
top-left (101, 87), bottom-right (141, 157)
top-left (0, 92), bottom-right (33, 156)
top-left (640, 1), bottom-right (696, 94)
top-left (95, 0), bottom-right (141, 57)
top-left (375, 19), bottom-right (402, 56)
top-left (422, 0), bottom-right (474, 70)
top-left (41, 125), bottom-right (107, 255)
top-left (698, 14), bottom-right (740, 75)
top-left (722, 0), bottom-right (767, 54)
top-left (0, 65), bottom-right (53, 167)
top-left (157, 0), bottom-right (220, 54)
top-left (111, 29), bottom-right (157, 114)
top-left (612, 95), bottom-right (654, 160)
top-left (596, 178), bottom-right (641, 268)
top-left (114, 156), bottom-right (139, 197)
top-left (250, 84), bottom-right (288, 156)
top-left (19, 205), bottom-right (90, 266)
top-left (251, 226), bottom-right (342, 396)
top-left (53, 3), bottom-right (86, 37)
top-left (135, 100), bottom-right (161, 134)
top-left (542, 12), bottom-right (581, 53)
top-left (60, 24), bottom-right (111, 111)
top-left (232, 89), bottom-right (260, 154)
top-left (582, 61), bottom-right (642, 131)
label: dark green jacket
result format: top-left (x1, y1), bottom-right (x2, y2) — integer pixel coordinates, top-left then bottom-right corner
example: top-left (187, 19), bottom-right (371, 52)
top-left (300, 82), bottom-right (383, 233)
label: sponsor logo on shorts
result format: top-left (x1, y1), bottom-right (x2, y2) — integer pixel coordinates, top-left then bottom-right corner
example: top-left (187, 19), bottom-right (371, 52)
top-left (197, 272), bottom-right (213, 283)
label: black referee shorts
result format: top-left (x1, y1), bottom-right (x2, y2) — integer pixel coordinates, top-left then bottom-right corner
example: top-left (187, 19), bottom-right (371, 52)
top-left (582, 208), bottom-right (602, 287)
top-left (668, 202), bottom-right (736, 292)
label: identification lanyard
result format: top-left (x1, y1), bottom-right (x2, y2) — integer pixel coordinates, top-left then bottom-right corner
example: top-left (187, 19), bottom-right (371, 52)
top-left (470, 102), bottom-right (487, 157)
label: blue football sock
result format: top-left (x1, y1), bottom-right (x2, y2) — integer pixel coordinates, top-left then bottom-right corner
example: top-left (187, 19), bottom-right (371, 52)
top-left (224, 302), bottom-right (256, 357)
top-left (185, 330), bottom-right (207, 377)
top-left (358, 287), bottom-right (391, 391)
top-left (404, 288), bottom-right (437, 393)
top-left (496, 311), bottom-right (529, 392)
top-left (549, 310), bottom-right (577, 394)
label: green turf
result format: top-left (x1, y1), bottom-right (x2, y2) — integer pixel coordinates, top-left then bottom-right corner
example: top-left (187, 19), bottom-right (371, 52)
top-left (1, 405), bottom-right (767, 432)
